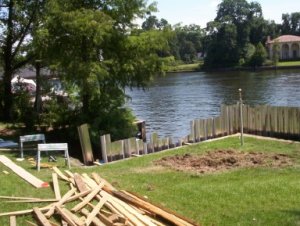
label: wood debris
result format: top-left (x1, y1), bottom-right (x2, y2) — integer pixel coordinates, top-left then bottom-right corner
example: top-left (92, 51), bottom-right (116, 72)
top-left (0, 155), bottom-right (49, 188)
top-left (0, 167), bottom-right (199, 226)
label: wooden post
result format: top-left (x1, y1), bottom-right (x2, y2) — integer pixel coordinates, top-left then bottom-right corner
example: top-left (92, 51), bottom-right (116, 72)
top-left (100, 135), bottom-right (108, 163)
top-left (78, 124), bottom-right (94, 165)
top-left (239, 88), bottom-right (244, 146)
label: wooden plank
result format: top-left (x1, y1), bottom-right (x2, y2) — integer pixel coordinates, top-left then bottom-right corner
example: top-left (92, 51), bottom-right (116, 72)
top-left (85, 196), bottom-right (107, 226)
top-left (5, 199), bottom-right (57, 203)
top-left (121, 191), bottom-right (197, 226)
top-left (52, 166), bottom-right (69, 182)
top-left (81, 208), bottom-right (105, 226)
top-left (33, 207), bottom-right (52, 226)
top-left (103, 192), bottom-right (150, 226)
top-left (105, 134), bottom-right (112, 161)
top-left (63, 208), bottom-right (85, 226)
top-left (9, 215), bottom-right (16, 226)
top-left (100, 135), bottom-right (108, 163)
top-left (74, 173), bottom-right (89, 192)
top-left (45, 188), bottom-right (76, 218)
top-left (25, 220), bottom-right (38, 226)
top-left (71, 182), bottom-right (105, 212)
top-left (123, 139), bottom-right (131, 157)
top-left (0, 155), bottom-right (49, 188)
top-left (0, 195), bottom-right (46, 200)
top-left (55, 206), bottom-right (77, 226)
top-left (0, 205), bottom-right (51, 217)
top-left (78, 124), bottom-right (94, 165)
top-left (52, 173), bottom-right (61, 200)
top-left (66, 189), bottom-right (92, 203)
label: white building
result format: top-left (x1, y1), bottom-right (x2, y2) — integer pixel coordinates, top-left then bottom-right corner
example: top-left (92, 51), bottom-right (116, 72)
top-left (266, 35), bottom-right (300, 60)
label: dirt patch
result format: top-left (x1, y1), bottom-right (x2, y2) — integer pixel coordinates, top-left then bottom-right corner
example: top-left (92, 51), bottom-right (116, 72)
top-left (155, 150), bottom-right (294, 174)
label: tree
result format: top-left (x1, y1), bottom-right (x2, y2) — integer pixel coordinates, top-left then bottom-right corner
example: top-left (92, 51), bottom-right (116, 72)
top-left (173, 24), bottom-right (204, 62)
top-left (204, 0), bottom-right (265, 68)
top-left (0, 0), bottom-right (44, 120)
top-left (40, 0), bottom-right (169, 139)
top-left (204, 23), bottom-right (239, 68)
top-left (249, 42), bottom-right (267, 67)
top-left (281, 12), bottom-right (300, 35)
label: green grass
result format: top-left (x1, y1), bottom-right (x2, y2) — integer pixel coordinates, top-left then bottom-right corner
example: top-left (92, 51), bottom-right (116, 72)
top-left (166, 61), bottom-right (203, 72)
top-left (278, 61), bottom-right (300, 67)
top-left (1, 136), bottom-right (300, 225)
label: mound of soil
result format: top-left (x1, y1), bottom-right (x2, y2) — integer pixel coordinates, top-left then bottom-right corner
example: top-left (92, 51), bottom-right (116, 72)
top-left (155, 150), bottom-right (293, 174)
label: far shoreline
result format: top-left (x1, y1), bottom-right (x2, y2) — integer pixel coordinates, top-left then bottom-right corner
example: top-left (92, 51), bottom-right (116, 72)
top-left (166, 64), bottom-right (300, 73)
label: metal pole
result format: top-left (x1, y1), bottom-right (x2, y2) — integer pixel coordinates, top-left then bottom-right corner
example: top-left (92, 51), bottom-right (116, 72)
top-left (239, 88), bottom-right (244, 146)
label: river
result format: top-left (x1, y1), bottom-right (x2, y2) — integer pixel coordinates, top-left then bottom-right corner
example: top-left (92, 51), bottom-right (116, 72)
top-left (125, 69), bottom-right (300, 140)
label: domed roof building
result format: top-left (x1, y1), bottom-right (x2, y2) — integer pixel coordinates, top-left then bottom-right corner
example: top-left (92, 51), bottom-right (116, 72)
top-left (266, 35), bottom-right (300, 60)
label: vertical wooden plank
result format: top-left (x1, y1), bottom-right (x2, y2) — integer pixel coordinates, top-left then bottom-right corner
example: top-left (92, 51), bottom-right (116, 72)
top-left (105, 134), bottom-right (111, 161)
top-left (203, 119), bottom-right (208, 140)
top-left (123, 139), bottom-right (131, 158)
top-left (190, 120), bottom-right (196, 143)
top-left (100, 135), bottom-right (108, 163)
top-left (77, 124), bottom-right (94, 165)
top-left (121, 140), bottom-right (125, 159)
top-left (199, 119), bottom-right (204, 140)
top-left (195, 119), bottom-right (200, 142)
top-left (150, 133), bottom-right (159, 152)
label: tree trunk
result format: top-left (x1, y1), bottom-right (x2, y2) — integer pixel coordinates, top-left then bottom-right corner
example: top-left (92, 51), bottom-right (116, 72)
top-left (2, 0), bottom-right (14, 121)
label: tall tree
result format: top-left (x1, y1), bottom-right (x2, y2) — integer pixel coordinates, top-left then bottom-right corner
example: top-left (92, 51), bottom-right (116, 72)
top-left (0, 0), bottom-right (43, 120)
top-left (281, 12), bottom-right (300, 35)
top-left (40, 0), bottom-right (169, 139)
top-left (204, 0), bottom-right (264, 68)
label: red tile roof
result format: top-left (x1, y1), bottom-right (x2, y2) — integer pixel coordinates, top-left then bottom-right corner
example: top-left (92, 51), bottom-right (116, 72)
top-left (267, 35), bottom-right (300, 44)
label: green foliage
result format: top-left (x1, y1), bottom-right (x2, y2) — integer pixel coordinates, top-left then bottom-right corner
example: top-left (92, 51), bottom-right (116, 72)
top-left (12, 90), bottom-right (36, 130)
top-left (271, 41), bottom-right (280, 66)
top-left (249, 42), bottom-right (267, 67)
top-left (204, 0), bottom-right (272, 68)
top-left (37, 0), bottom-right (168, 140)
top-left (281, 12), bottom-right (300, 35)
top-left (0, 0), bottom-right (44, 120)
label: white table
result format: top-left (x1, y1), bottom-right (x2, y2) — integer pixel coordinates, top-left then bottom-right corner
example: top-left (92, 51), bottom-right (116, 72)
top-left (37, 143), bottom-right (71, 171)
top-left (19, 134), bottom-right (46, 158)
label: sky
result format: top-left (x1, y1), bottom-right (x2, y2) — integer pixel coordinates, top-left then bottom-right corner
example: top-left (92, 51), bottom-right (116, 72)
top-left (152, 0), bottom-right (300, 28)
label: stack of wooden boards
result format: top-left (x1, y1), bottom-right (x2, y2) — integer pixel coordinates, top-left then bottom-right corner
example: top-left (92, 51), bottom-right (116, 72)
top-left (0, 167), bottom-right (198, 226)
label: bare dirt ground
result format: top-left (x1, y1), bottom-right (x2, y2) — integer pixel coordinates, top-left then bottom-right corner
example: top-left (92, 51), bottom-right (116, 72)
top-left (155, 150), bottom-right (294, 174)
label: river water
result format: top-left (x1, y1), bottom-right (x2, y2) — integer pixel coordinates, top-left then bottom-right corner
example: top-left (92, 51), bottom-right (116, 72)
top-left (126, 69), bottom-right (300, 139)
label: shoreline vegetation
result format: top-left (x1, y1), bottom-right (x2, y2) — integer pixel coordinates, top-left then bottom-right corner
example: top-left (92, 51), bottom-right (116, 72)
top-left (166, 60), bottom-right (300, 73)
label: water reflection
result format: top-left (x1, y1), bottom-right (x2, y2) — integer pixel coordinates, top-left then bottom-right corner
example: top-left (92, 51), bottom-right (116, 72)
top-left (126, 69), bottom-right (300, 139)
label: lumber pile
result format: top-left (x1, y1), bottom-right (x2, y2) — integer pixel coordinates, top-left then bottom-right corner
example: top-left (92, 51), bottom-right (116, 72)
top-left (0, 167), bottom-right (198, 226)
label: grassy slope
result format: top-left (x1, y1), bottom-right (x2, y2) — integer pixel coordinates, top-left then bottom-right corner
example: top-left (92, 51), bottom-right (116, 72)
top-left (1, 136), bottom-right (300, 225)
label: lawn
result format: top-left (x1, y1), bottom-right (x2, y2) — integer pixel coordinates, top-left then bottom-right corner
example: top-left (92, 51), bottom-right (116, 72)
top-left (166, 62), bottom-right (203, 72)
top-left (1, 136), bottom-right (300, 225)
top-left (278, 61), bottom-right (300, 67)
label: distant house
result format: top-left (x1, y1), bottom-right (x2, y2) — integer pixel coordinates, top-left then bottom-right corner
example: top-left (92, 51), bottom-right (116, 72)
top-left (266, 35), bottom-right (300, 60)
